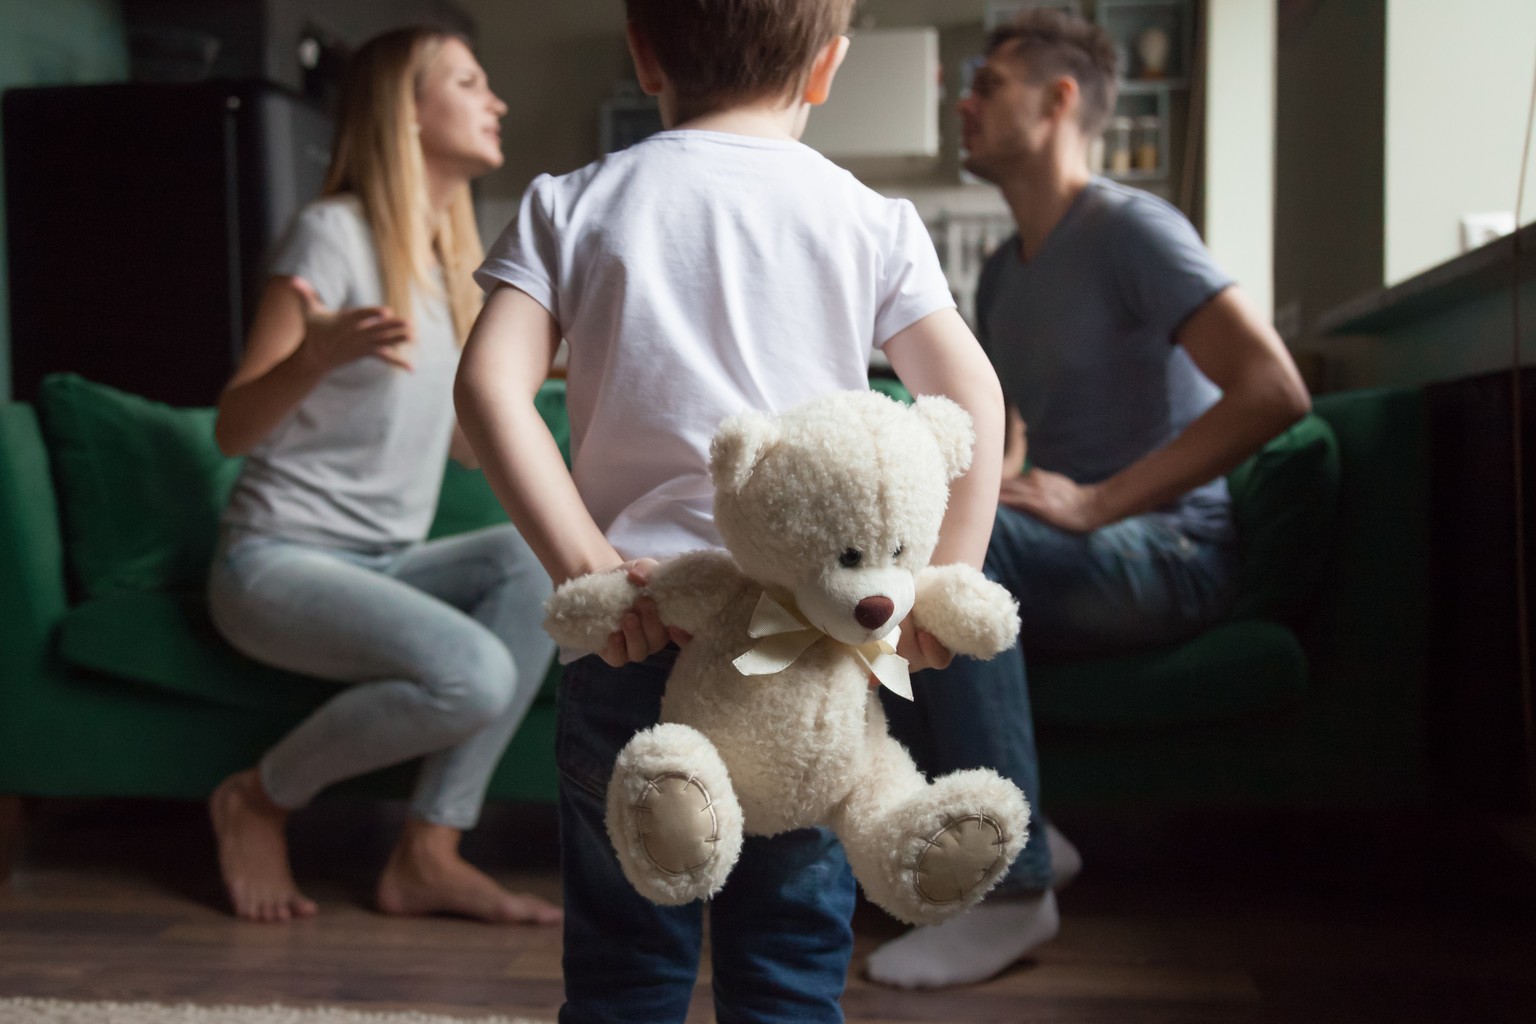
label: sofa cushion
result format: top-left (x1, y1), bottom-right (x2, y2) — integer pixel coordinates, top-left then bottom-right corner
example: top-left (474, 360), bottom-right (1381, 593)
top-left (1030, 619), bottom-right (1308, 729)
top-left (59, 590), bottom-right (563, 711)
top-left (36, 374), bottom-right (241, 599)
top-left (34, 373), bottom-right (575, 595)
top-left (59, 591), bottom-right (328, 711)
top-left (1225, 412), bottom-right (1340, 623)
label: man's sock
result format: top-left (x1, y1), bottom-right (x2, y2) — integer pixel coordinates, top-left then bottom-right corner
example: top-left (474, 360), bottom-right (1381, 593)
top-left (864, 889), bottom-right (1060, 989)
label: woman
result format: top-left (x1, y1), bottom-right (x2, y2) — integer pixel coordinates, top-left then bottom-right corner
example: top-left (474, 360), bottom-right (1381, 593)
top-left (206, 27), bottom-right (560, 926)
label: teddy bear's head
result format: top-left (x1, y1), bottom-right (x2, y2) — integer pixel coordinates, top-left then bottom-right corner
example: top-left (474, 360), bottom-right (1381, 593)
top-left (709, 390), bottom-right (975, 646)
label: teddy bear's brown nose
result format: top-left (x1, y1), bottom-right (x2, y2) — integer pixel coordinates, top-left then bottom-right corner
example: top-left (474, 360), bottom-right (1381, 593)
top-left (854, 596), bottom-right (895, 630)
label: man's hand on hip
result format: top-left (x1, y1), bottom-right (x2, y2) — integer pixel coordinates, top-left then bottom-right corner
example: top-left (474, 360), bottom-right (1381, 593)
top-left (1000, 468), bottom-right (1106, 534)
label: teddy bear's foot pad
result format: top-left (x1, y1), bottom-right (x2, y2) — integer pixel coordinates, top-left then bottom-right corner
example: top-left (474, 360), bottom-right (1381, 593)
top-left (633, 772), bottom-right (721, 875)
top-left (914, 813), bottom-right (1010, 905)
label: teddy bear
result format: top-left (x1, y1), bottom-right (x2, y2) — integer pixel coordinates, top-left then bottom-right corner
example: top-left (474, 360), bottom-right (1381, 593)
top-left (543, 389), bottom-right (1028, 925)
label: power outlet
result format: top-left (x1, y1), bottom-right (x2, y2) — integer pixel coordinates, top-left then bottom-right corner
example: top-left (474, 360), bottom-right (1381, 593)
top-left (1459, 211), bottom-right (1515, 252)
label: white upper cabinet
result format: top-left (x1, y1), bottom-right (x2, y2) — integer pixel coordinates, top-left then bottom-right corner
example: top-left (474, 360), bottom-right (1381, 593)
top-left (802, 27), bottom-right (940, 160)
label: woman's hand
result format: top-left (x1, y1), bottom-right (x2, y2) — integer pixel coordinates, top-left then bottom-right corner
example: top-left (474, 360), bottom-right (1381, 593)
top-left (290, 277), bottom-right (416, 373)
top-left (597, 558), bottom-right (693, 668)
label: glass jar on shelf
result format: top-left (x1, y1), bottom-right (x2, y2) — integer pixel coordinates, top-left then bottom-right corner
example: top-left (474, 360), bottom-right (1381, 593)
top-left (1106, 116), bottom-right (1134, 175)
top-left (1134, 115), bottom-right (1162, 173)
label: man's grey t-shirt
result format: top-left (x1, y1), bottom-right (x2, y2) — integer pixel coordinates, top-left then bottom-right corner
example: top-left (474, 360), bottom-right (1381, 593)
top-left (977, 177), bottom-right (1235, 541)
top-left (221, 196), bottom-right (460, 550)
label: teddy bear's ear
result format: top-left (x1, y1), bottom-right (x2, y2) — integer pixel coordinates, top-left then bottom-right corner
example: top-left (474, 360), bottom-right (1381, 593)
top-left (913, 396), bottom-right (976, 481)
top-left (710, 411), bottom-right (779, 491)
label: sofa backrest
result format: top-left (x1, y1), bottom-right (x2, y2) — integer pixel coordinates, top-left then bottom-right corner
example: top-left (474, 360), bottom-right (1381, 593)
top-left (428, 379), bottom-right (572, 539)
top-left (35, 374), bottom-right (241, 600)
top-left (1307, 386), bottom-right (1430, 672)
top-left (1225, 412), bottom-right (1341, 624)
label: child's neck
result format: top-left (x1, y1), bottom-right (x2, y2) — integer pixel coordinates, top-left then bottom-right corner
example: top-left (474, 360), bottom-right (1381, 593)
top-left (666, 95), bottom-right (807, 142)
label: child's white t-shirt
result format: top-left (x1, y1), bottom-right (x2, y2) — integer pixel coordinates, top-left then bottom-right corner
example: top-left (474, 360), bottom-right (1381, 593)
top-left (476, 129), bottom-right (955, 561)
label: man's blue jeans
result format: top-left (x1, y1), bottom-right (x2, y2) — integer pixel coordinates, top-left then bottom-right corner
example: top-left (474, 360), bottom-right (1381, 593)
top-left (883, 504), bottom-right (1239, 893)
top-left (556, 648), bottom-right (856, 1024)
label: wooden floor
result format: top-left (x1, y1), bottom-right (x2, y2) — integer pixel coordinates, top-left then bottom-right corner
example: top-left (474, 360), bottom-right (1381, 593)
top-left (3, 797), bottom-right (1535, 1023)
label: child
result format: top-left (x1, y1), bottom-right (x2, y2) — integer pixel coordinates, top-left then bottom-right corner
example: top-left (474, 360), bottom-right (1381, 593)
top-left (455, 1), bottom-right (1005, 1019)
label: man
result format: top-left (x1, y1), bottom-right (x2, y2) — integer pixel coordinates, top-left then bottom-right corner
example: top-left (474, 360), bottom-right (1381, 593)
top-left (869, 9), bottom-right (1310, 990)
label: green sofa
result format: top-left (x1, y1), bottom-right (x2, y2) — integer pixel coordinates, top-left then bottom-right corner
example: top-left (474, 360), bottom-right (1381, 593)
top-left (0, 373), bottom-right (1430, 844)
top-left (1033, 385), bottom-right (1430, 808)
top-left (0, 374), bottom-right (569, 810)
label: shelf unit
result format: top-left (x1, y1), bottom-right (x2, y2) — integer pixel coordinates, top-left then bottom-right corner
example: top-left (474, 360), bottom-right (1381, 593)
top-left (1096, 0), bottom-right (1193, 201)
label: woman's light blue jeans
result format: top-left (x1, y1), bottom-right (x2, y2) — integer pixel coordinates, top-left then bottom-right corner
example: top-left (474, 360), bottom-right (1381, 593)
top-left (207, 524), bottom-right (554, 829)
top-left (882, 505), bottom-right (1240, 893)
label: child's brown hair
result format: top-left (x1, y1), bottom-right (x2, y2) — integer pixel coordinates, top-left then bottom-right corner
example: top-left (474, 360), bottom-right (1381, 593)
top-left (625, 0), bottom-right (857, 110)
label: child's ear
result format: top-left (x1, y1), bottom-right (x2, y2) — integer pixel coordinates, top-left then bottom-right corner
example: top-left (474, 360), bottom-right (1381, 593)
top-left (625, 21), bottom-right (667, 97)
top-left (804, 35), bottom-right (850, 106)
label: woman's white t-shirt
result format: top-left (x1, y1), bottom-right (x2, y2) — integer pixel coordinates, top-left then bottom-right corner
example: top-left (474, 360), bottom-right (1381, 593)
top-left (223, 196), bottom-right (459, 550)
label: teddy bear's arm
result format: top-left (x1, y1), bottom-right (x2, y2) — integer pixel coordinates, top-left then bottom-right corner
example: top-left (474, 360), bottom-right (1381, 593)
top-left (911, 564), bottom-right (1021, 659)
top-left (644, 550), bottom-right (754, 636)
top-left (542, 570), bottom-right (642, 652)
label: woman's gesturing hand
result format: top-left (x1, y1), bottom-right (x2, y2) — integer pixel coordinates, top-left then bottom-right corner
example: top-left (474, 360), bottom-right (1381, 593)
top-left (290, 277), bottom-right (416, 373)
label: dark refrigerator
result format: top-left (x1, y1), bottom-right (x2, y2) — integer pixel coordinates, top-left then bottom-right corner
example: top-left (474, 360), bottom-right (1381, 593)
top-left (3, 81), bottom-right (332, 406)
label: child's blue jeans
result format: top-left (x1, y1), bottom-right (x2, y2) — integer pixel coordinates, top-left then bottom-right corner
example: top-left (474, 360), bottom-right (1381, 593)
top-left (556, 648), bottom-right (856, 1024)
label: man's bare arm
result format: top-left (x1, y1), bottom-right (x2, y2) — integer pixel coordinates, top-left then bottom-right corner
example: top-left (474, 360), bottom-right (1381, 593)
top-left (1005, 285), bottom-right (1310, 532)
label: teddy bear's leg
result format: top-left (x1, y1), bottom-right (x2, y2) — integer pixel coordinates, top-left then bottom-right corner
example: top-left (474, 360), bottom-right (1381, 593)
top-left (605, 722), bottom-right (744, 906)
top-left (835, 732), bottom-right (1028, 926)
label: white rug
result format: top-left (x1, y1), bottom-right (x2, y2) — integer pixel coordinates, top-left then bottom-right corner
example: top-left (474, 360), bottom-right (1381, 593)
top-left (0, 1001), bottom-right (549, 1024)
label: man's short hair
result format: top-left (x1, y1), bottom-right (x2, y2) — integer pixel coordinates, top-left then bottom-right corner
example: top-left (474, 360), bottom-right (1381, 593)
top-left (625, 0), bottom-right (856, 109)
top-left (988, 8), bottom-right (1119, 137)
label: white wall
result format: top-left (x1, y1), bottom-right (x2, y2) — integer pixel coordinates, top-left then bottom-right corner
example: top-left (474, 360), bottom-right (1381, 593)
top-left (458, 0), bottom-right (628, 237)
top-left (1204, 0), bottom-right (1276, 320)
top-left (1385, 0), bottom-right (1536, 284)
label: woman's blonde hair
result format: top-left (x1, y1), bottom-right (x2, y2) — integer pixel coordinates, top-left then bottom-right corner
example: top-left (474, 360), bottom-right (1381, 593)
top-left (321, 26), bottom-right (485, 344)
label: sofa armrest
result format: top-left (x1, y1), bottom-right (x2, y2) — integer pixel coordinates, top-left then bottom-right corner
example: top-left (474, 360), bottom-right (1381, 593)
top-left (0, 403), bottom-right (69, 677)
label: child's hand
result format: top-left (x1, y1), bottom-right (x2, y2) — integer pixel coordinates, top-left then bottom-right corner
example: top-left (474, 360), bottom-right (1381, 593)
top-left (290, 277), bottom-right (415, 373)
top-left (598, 558), bottom-right (693, 667)
top-left (869, 617), bottom-right (952, 689)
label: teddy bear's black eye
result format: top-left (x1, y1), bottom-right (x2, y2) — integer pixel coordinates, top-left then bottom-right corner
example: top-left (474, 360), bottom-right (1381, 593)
top-left (838, 548), bottom-right (862, 568)
top-left (893, 544), bottom-right (904, 559)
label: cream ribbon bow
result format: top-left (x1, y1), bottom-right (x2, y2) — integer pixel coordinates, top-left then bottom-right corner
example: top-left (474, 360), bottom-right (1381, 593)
top-left (731, 591), bottom-right (913, 700)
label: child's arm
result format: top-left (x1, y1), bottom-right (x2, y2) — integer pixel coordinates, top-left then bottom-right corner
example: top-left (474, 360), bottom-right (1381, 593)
top-left (455, 285), bottom-right (673, 664)
top-left (455, 286), bottom-right (612, 584)
top-left (883, 308), bottom-right (1006, 672)
top-left (883, 308), bottom-right (1005, 571)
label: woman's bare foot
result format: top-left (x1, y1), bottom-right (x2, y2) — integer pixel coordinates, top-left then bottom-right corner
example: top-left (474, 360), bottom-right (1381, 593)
top-left (208, 769), bottom-right (317, 923)
top-left (376, 819), bottom-right (562, 925)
